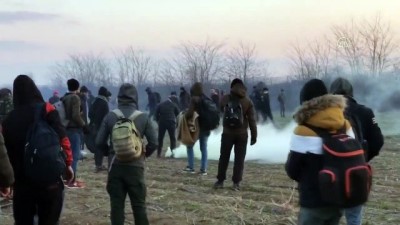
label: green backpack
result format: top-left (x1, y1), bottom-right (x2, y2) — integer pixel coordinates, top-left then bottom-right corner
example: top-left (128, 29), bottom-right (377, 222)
top-left (111, 109), bottom-right (143, 162)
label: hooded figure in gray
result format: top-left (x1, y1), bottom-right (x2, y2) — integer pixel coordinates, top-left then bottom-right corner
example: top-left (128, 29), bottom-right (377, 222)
top-left (95, 83), bottom-right (158, 167)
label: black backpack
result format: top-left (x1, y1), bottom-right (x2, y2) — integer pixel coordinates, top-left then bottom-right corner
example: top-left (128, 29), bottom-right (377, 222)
top-left (305, 124), bottom-right (372, 208)
top-left (24, 103), bottom-right (66, 185)
top-left (223, 96), bottom-right (243, 129)
top-left (199, 95), bottom-right (220, 131)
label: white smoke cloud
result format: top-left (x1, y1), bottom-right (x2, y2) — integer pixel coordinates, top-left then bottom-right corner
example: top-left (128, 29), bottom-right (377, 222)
top-left (168, 122), bottom-right (297, 164)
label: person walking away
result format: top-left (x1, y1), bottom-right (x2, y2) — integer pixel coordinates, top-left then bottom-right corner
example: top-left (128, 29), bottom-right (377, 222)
top-left (260, 87), bottom-right (274, 123)
top-left (169, 91), bottom-right (180, 108)
top-left (96, 83), bottom-right (158, 225)
top-left (330, 77), bottom-right (384, 225)
top-left (211, 88), bottom-right (220, 106)
top-left (63, 79), bottom-right (88, 188)
top-left (0, 88), bottom-right (13, 125)
top-left (145, 87), bottom-right (157, 119)
top-left (183, 82), bottom-right (219, 175)
top-left (49, 91), bottom-right (60, 104)
top-left (278, 89), bottom-right (286, 117)
top-left (179, 87), bottom-right (190, 111)
top-left (88, 86), bottom-right (112, 172)
top-left (214, 78), bottom-right (257, 191)
top-left (154, 93), bottom-right (180, 158)
top-left (2, 75), bottom-right (74, 225)
top-left (285, 79), bottom-right (353, 225)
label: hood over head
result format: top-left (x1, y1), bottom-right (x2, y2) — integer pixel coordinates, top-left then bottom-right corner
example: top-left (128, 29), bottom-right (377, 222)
top-left (230, 79), bottom-right (247, 98)
top-left (330, 77), bottom-right (353, 97)
top-left (13, 75), bottom-right (44, 107)
top-left (190, 82), bottom-right (203, 97)
top-left (80, 85), bottom-right (89, 93)
top-left (98, 86), bottom-right (111, 97)
top-left (117, 83), bottom-right (138, 105)
top-left (0, 88), bottom-right (12, 98)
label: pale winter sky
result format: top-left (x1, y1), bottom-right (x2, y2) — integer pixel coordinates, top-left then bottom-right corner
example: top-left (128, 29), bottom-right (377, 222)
top-left (1, 0), bottom-right (400, 86)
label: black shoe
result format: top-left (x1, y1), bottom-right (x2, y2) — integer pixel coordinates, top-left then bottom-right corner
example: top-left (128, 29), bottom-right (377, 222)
top-left (213, 181), bottom-right (224, 189)
top-left (232, 183), bottom-right (240, 191)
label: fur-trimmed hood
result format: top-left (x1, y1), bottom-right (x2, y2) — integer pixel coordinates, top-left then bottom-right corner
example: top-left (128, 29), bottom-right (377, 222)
top-left (294, 94), bottom-right (347, 130)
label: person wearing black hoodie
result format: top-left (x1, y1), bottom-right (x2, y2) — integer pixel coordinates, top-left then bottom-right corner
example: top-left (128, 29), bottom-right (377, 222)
top-left (2, 75), bottom-right (74, 225)
top-left (330, 77), bottom-right (384, 225)
top-left (88, 86), bottom-right (112, 172)
top-left (179, 86), bottom-right (190, 111)
top-left (214, 78), bottom-right (257, 191)
top-left (96, 83), bottom-right (157, 225)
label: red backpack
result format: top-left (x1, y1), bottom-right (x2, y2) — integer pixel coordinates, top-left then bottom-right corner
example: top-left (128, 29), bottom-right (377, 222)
top-left (305, 123), bottom-right (372, 208)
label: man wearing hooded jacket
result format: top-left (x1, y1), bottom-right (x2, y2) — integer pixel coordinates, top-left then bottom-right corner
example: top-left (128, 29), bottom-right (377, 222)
top-left (214, 78), bottom-right (257, 191)
top-left (330, 77), bottom-right (384, 225)
top-left (96, 83), bottom-right (158, 225)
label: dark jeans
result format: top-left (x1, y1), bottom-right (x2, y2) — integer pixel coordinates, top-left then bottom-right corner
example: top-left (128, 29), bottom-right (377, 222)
top-left (107, 165), bottom-right (149, 225)
top-left (157, 120), bottom-right (177, 156)
top-left (298, 207), bottom-right (342, 225)
top-left (217, 133), bottom-right (248, 184)
top-left (260, 109), bottom-right (273, 123)
top-left (67, 129), bottom-right (81, 181)
top-left (95, 145), bottom-right (105, 168)
top-left (280, 103), bottom-right (285, 117)
top-left (13, 180), bottom-right (64, 225)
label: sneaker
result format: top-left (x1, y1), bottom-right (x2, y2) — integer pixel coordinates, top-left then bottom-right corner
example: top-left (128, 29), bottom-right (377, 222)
top-left (198, 170), bottom-right (207, 176)
top-left (182, 167), bottom-right (195, 174)
top-left (213, 181), bottom-right (224, 189)
top-left (67, 181), bottom-right (85, 189)
top-left (232, 183), bottom-right (240, 191)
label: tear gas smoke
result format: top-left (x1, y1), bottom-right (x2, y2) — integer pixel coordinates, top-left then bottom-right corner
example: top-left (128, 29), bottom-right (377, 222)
top-left (167, 122), bottom-right (297, 164)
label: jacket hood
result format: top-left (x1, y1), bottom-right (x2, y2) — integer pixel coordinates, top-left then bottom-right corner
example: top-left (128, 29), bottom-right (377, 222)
top-left (230, 83), bottom-right (247, 98)
top-left (330, 77), bottom-right (353, 97)
top-left (117, 83), bottom-right (138, 105)
top-left (13, 75), bottom-right (44, 107)
top-left (190, 82), bottom-right (203, 97)
top-left (294, 94), bottom-right (347, 130)
top-left (98, 86), bottom-right (111, 97)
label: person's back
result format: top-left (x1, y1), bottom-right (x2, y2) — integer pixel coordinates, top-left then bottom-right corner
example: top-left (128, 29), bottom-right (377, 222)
top-left (214, 78), bottom-right (257, 190)
top-left (0, 89), bottom-right (13, 124)
top-left (179, 87), bottom-right (190, 110)
top-left (95, 83), bottom-right (157, 225)
top-left (2, 75), bottom-right (73, 225)
top-left (285, 79), bottom-right (350, 225)
top-left (330, 77), bottom-right (384, 225)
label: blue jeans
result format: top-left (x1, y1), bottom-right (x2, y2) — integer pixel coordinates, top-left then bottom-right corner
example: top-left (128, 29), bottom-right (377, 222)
top-left (298, 207), bottom-right (342, 225)
top-left (186, 131), bottom-right (210, 171)
top-left (67, 130), bottom-right (81, 180)
top-left (345, 205), bottom-right (363, 225)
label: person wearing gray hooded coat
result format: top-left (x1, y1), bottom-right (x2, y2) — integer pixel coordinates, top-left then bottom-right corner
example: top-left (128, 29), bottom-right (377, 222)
top-left (95, 83), bottom-right (158, 225)
top-left (330, 77), bottom-right (384, 225)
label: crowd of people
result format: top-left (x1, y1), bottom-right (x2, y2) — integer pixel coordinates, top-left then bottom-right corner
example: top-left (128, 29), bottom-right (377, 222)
top-left (0, 75), bottom-right (384, 225)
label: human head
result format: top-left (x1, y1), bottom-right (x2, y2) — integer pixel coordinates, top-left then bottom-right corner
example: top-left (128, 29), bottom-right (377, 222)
top-left (299, 79), bottom-right (328, 104)
top-left (67, 79), bottom-right (80, 92)
top-left (330, 77), bottom-right (353, 97)
top-left (13, 75), bottom-right (44, 106)
top-left (117, 83), bottom-right (138, 105)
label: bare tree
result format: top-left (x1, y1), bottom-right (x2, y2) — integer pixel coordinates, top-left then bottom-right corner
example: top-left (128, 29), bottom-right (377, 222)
top-left (224, 41), bottom-right (264, 84)
top-left (359, 14), bottom-right (398, 76)
top-left (51, 53), bottom-right (114, 87)
top-left (331, 19), bottom-right (364, 75)
top-left (174, 39), bottom-right (224, 84)
top-left (115, 47), bottom-right (155, 86)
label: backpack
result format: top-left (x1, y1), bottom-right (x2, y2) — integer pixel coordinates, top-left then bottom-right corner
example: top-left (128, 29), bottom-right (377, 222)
top-left (53, 99), bottom-right (69, 127)
top-left (199, 96), bottom-right (220, 130)
top-left (111, 109), bottom-right (143, 162)
top-left (223, 96), bottom-right (243, 129)
top-left (24, 103), bottom-right (66, 185)
top-left (305, 124), bottom-right (372, 208)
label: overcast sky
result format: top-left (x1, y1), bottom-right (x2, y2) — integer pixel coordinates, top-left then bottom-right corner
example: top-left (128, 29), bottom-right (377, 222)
top-left (1, 0), bottom-right (400, 86)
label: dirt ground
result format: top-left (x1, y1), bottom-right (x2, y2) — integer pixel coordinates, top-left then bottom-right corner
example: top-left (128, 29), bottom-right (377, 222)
top-left (1, 115), bottom-right (400, 225)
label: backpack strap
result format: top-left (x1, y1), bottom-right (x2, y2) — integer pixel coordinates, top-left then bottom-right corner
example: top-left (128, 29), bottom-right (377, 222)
top-left (128, 110), bottom-right (143, 121)
top-left (112, 109), bottom-right (125, 119)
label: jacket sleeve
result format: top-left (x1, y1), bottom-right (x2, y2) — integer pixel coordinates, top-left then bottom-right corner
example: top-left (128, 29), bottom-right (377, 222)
top-left (0, 134), bottom-right (14, 187)
top-left (285, 151), bottom-right (304, 182)
top-left (95, 113), bottom-right (111, 150)
top-left (246, 100), bottom-right (257, 140)
top-left (143, 115), bottom-right (158, 157)
top-left (154, 105), bottom-right (160, 122)
top-left (185, 96), bottom-right (199, 119)
top-left (174, 103), bottom-right (180, 117)
top-left (363, 109), bottom-right (384, 161)
top-left (45, 103), bottom-right (73, 167)
top-left (71, 95), bottom-right (86, 127)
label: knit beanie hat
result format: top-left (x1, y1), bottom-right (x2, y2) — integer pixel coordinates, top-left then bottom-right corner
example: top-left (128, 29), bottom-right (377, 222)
top-left (300, 79), bottom-right (328, 104)
top-left (67, 79), bottom-right (80, 91)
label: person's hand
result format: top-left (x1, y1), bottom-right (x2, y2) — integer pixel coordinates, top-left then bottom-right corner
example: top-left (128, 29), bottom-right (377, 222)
top-left (250, 137), bottom-right (257, 146)
top-left (0, 187), bottom-right (11, 197)
top-left (65, 166), bottom-right (74, 184)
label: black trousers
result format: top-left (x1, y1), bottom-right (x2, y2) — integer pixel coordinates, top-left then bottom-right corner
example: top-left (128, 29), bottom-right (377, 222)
top-left (217, 133), bottom-right (248, 184)
top-left (13, 180), bottom-right (64, 225)
top-left (157, 120), bottom-right (177, 156)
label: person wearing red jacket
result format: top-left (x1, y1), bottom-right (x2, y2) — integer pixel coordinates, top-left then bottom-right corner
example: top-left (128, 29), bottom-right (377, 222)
top-left (2, 75), bottom-right (74, 225)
